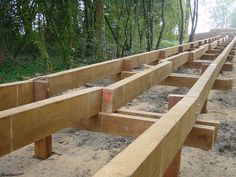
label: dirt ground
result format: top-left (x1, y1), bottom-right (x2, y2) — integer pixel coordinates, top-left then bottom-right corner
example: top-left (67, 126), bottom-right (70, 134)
top-left (0, 60), bottom-right (235, 177)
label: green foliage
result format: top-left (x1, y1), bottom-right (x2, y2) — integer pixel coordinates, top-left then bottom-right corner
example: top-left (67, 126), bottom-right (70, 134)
top-left (0, 0), bottom-right (192, 83)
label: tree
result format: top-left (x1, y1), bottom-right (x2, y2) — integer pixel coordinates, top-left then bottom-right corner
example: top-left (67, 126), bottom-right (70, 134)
top-left (229, 6), bottom-right (236, 28)
top-left (156, 0), bottom-right (165, 49)
top-left (178, 0), bottom-right (184, 44)
top-left (189, 0), bottom-right (199, 42)
top-left (210, 0), bottom-right (231, 28)
top-left (95, 0), bottom-right (106, 61)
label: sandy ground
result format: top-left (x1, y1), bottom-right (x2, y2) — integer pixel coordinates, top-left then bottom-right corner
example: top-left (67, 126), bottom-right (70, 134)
top-left (0, 60), bottom-right (235, 177)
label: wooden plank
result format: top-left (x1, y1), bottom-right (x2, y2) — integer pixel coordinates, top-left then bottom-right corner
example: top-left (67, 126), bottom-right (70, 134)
top-left (207, 49), bottom-right (221, 54)
top-left (47, 59), bottom-right (123, 96)
top-left (163, 149), bottom-right (182, 177)
top-left (0, 60), bottom-right (122, 111)
top-left (100, 113), bottom-right (156, 138)
top-left (33, 78), bottom-right (52, 159)
top-left (201, 53), bottom-right (216, 60)
top-left (0, 81), bottom-right (33, 111)
top-left (120, 71), bottom-right (138, 79)
top-left (159, 52), bottom-right (189, 69)
top-left (0, 87), bottom-right (102, 157)
top-left (117, 108), bottom-right (163, 119)
top-left (77, 113), bottom-right (157, 138)
top-left (183, 60), bottom-right (233, 72)
top-left (102, 61), bottom-right (172, 113)
top-left (196, 118), bottom-right (219, 142)
top-left (123, 50), bottom-right (160, 70)
top-left (77, 112), bottom-right (215, 150)
top-left (208, 41), bottom-right (218, 50)
top-left (159, 46), bottom-right (179, 58)
top-left (179, 43), bottom-right (190, 52)
top-left (189, 45), bottom-right (208, 61)
top-left (160, 73), bottom-right (233, 90)
top-left (184, 124), bottom-right (215, 150)
top-left (164, 94), bottom-right (182, 177)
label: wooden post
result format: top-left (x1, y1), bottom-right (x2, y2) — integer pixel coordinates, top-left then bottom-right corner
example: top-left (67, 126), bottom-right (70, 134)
top-left (164, 95), bottom-right (183, 177)
top-left (33, 78), bottom-right (52, 159)
top-left (200, 63), bottom-right (210, 113)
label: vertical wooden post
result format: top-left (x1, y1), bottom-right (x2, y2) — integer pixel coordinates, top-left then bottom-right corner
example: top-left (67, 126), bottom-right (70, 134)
top-left (200, 63), bottom-right (210, 114)
top-left (164, 94), bottom-right (183, 177)
top-left (33, 78), bottom-right (52, 159)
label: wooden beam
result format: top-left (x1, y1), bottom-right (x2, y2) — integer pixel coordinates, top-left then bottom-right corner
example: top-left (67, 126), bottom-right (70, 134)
top-left (164, 149), bottom-right (182, 177)
top-left (76, 113), bottom-right (157, 138)
top-left (117, 107), bottom-right (220, 142)
top-left (0, 87), bottom-right (102, 157)
top-left (160, 73), bottom-right (233, 90)
top-left (33, 78), bottom-right (52, 159)
top-left (77, 112), bottom-right (216, 151)
top-left (196, 117), bottom-right (219, 142)
top-left (207, 49), bottom-right (221, 54)
top-left (189, 45), bottom-right (208, 61)
top-left (159, 52), bottom-right (189, 69)
top-left (102, 61), bottom-right (172, 113)
top-left (117, 108), bottom-right (163, 119)
top-left (183, 60), bottom-right (233, 72)
top-left (0, 81), bottom-right (33, 111)
top-left (179, 43), bottom-right (190, 52)
top-left (120, 71), bottom-right (139, 79)
top-left (184, 124), bottom-right (215, 150)
top-left (164, 94), bottom-right (182, 177)
top-left (123, 50), bottom-right (160, 70)
top-left (47, 59), bottom-right (123, 96)
top-left (159, 46), bottom-right (179, 58)
top-left (0, 59), bottom-right (123, 111)
top-left (227, 55), bottom-right (234, 62)
top-left (201, 53), bottom-right (216, 60)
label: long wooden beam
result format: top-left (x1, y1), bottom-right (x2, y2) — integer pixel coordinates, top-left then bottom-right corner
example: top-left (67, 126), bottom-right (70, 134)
top-left (93, 37), bottom-right (236, 177)
top-left (102, 61), bottom-right (172, 113)
top-left (183, 60), bottom-right (233, 71)
top-left (77, 112), bottom-right (215, 150)
top-left (0, 87), bottom-right (102, 157)
top-left (160, 73), bottom-right (233, 90)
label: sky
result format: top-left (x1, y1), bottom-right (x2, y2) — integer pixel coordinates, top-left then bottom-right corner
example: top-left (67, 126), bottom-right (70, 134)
top-left (196, 0), bottom-right (236, 33)
top-left (196, 1), bottom-right (212, 33)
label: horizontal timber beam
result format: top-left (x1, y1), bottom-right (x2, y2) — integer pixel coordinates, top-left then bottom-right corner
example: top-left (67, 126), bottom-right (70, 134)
top-left (0, 87), bottom-right (102, 157)
top-left (160, 73), bottom-right (233, 90)
top-left (117, 108), bottom-right (163, 119)
top-left (184, 124), bottom-right (215, 150)
top-left (77, 112), bottom-right (216, 150)
top-left (102, 61), bottom-right (172, 113)
top-left (183, 60), bottom-right (233, 71)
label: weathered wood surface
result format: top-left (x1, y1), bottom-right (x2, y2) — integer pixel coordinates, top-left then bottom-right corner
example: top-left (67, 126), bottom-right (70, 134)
top-left (0, 87), bottom-right (102, 156)
top-left (93, 37), bottom-right (236, 177)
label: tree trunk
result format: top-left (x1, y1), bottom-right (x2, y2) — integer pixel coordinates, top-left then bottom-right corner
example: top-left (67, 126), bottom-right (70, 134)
top-left (178, 0), bottom-right (184, 44)
top-left (95, 0), bottom-right (106, 61)
top-left (156, 0), bottom-right (165, 49)
top-left (189, 0), bottom-right (199, 42)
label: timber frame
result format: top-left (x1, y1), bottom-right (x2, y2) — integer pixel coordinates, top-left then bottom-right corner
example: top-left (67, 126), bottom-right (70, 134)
top-left (0, 34), bottom-right (235, 177)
